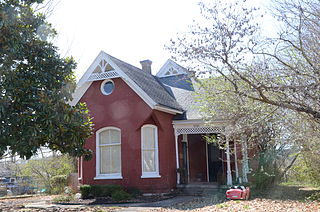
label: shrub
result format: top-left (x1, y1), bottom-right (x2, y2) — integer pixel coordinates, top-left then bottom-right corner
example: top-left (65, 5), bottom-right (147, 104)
top-left (252, 171), bottom-right (275, 190)
top-left (126, 187), bottom-right (142, 198)
top-left (111, 190), bottom-right (131, 201)
top-left (50, 175), bottom-right (68, 194)
top-left (306, 192), bottom-right (320, 201)
top-left (80, 185), bottom-right (92, 199)
top-left (52, 195), bottom-right (74, 203)
top-left (91, 184), bottom-right (122, 197)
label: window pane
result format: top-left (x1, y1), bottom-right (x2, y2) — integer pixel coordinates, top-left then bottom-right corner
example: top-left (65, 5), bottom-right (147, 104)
top-left (142, 127), bottom-right (155, 149)
top-left (100, 146), bottom-right (110, 174)
top-left (103, 81), bottom-right (114, 95)
top-left (99, 129), bottom-right (120, 145)
top-left (100, 145), bottom-right (121, 174)
top-left (143, 150), bottom-right (156, 172)
top-left (99, 130), bottom-right (109, 144)
top-left (110, 129), bottom-right (120, 144)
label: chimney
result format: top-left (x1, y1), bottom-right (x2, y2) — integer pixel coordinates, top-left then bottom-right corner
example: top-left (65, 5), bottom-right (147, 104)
top-left (140, 60), bottom-right (152, 74)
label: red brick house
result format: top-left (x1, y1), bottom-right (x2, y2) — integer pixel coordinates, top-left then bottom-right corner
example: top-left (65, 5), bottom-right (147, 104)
top-left (71, 51), bottom-right (246, 193)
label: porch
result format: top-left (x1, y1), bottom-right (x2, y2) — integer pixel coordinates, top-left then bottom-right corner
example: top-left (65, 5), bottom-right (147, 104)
top-left (173, 120), bottom-right (247, 186)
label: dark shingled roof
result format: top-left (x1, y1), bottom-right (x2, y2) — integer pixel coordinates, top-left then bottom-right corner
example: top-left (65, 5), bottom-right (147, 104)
top-left (108, 54), bottom-right (184, 112)
top-left (157, 74), bottom-right (202, 120)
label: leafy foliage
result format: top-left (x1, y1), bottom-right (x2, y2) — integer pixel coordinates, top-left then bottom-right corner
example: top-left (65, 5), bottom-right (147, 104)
top-left (52, 194), bottom-right (75, 203)
top-left (50, 174), bottom-right (68, 194)
top-left (0, 0), bottom-right (93, 159)
top-left (169, 0), bottom-right (320, 187)
top-left (79, 184), bottom-right (129, 200)
top-left (111, 190), bottom-right (132, 202)
top-left (79, 184), bottom-right (91, 199)
top-left (18, 154), bottom-right (75, 194)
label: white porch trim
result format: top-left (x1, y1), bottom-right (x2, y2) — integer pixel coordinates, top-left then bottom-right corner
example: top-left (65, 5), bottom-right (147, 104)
top-left (225, 135), bottom-right (232, 185)
top-left (173, 121), bottom-right (232, 185)
top-left (234, 141), bottom-right (239, 181)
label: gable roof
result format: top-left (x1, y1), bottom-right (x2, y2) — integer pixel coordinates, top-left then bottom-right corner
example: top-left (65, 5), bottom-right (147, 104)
top-left (157, 74), bottom-right (202, 120)
top-left (156, 59), bottom-right (189, 78)
top-left (70, 51), bottom-right (183, 114)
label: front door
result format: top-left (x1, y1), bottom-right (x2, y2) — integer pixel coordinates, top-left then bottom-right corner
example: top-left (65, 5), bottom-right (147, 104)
top-left (207, 143), bottom-right (223, 182)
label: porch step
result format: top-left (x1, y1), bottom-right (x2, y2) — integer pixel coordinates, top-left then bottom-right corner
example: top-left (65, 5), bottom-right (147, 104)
top-left (177, 184), bottom-right (228, 196)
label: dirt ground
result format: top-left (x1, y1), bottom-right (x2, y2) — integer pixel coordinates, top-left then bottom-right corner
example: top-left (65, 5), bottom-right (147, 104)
top-left (0, 195), bottom-right (122, 211)
top-left (0, 185), bottom-right (319, 212)
top-left (152, 185), bottom-right (320, 212)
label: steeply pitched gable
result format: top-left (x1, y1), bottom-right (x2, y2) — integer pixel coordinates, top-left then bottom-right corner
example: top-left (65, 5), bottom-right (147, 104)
top-left (71, 51), bottom-right (183, 114)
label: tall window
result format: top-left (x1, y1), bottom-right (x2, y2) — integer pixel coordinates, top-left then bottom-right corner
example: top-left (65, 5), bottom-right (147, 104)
top-left (141, 125), bottom-right (160, 178)
top-left (95, 127), bottom-right (122, 179)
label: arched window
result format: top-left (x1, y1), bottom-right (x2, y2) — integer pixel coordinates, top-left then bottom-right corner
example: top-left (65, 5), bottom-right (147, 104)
top-left (95, 127), bottom-right (122, 179)
top-left (141, 125), bottom-right (160, 178)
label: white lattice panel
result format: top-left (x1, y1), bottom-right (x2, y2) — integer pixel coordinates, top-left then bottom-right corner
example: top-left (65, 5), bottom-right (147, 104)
top-left (175, 126), bottom-right (225, 136)
top-left (87, 71), bottom-right (119, 81)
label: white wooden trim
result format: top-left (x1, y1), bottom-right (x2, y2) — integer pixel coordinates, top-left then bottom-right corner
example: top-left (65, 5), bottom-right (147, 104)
top-left (95, 126), bottom-right (122, 179)
top-left (242, 136), bottom-right (249, 183)
top-left (183, 134), bottom-right (190, 183)
top-left (94, 174), bottom-right (123, 180)
top-left (174, 133), bottom-right (180, 184)
top-left (100, 79), bottom-right (115, 95)
top-left (226, 136), bottom-right (232, 185)
top-left (234, 141), bottom-right (239, 180)
top-left (156, 59), bottom-right (188, 78)
top-left (78, 157), bottom-right (83, 180)
top-left (141, 173), bottom-right (161, 178)
top-left (205, 141), bottom-right (209, 182)
top-left (70, 82), bottom-right (92, 106)
top-left (70, 51), bottom-right (183, 115)
top-left (102, 52), bottom-right (157, 109)
top-left (154, 105), bottom-right (182, 115)
top-left (141, 125), bottom-right (160, 178)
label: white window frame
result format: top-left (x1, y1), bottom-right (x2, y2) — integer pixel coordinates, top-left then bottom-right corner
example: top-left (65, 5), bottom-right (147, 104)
top-left (100, 79), bottom-right (115, 96)
top-left (141, 124), bottom-right (161, 178)
top-left (78, 156), bottom-right (83, 180)
top-left (94, 127), bottom-right (122, 180)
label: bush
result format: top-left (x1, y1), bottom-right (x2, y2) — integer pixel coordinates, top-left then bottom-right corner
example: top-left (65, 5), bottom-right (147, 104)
top-left (252, 171), bottom-right (275, 190)
top-left (80, 185), bottom-right (92, 199)
top-left (111, 190), bottom-right (131, 201)
top-left (50, 175), bottom-right (68, 194)
top-left (126, 187), bottom-right (142, 198)
top-left (91, 184), bottom-right (123, 197)
top-left (80, 184), bottom-right (124, 199)
top-left (52, 195), bottom-right (74, 203)
top-left (306, 192), bottom-right (320, 201)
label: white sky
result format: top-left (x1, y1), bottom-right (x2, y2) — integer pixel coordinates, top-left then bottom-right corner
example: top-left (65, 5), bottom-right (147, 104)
top-left (46, 0), bottom-right (275, 80)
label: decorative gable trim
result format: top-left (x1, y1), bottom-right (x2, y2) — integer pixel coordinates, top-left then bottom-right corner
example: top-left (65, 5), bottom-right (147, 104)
top-left (156, 59), bottom-right (189, 78)
top-left (87, 71), bottom-right (119, 81)
top-left (70, 51), bottom-right (183, 115)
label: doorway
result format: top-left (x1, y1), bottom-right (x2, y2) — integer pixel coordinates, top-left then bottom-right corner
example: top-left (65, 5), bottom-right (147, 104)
top-left (207, 143), bottom-right (223, 182)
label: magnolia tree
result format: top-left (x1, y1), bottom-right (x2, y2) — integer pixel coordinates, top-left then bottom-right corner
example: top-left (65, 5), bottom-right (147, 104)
top-left (0, 0), bottom-right (93, 159)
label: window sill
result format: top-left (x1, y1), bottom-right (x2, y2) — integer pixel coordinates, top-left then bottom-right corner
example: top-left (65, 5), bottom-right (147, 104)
top-left (94, 174), bottom-right (123, 180)
top-left (141, 173), bottom-right (161, 179)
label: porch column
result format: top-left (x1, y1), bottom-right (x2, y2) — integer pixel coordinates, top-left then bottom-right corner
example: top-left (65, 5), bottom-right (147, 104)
top-left (242, 136), bottom-right (249, 183)
top-left (174, 132), bottom-right (180, 185)
top-left (234, 141), bottom-right (239, 181)
top-left (226, 135), bottom-right (232, 185)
